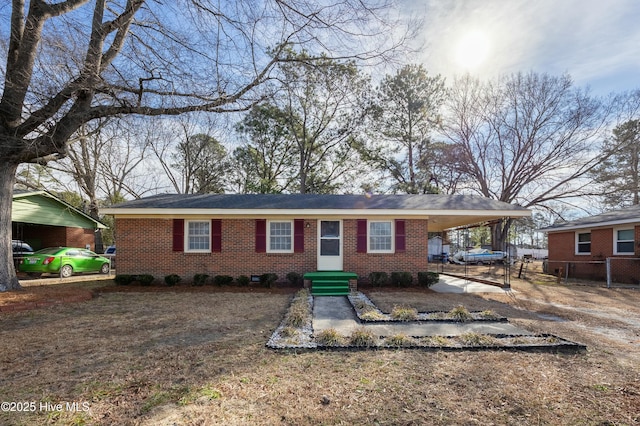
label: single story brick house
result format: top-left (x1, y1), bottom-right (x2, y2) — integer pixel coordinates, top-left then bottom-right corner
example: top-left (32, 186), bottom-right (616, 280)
top-left (12, 190), bottom-right (107, 252)
top-left (539, 205), bottom-right (640, 284)
top-left (101, 193), bottom-right (529, 292)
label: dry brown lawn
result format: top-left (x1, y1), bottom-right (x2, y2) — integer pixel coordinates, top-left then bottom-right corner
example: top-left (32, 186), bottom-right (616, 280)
top-left (1, 265), bottom-right (639, 425)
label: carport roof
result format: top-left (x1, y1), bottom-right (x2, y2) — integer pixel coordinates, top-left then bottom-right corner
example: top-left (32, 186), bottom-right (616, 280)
top-left (13, 190), bottom-right (107, 229)
top-left (101, 193), bottom-right (530, 231)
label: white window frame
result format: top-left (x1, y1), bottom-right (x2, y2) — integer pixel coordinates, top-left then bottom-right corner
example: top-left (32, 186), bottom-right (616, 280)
top-left (367, 220), bottom-right (394, 254)
top-left (613, 227), bottom-right (635, 255)
top-left (575, 230), bottom-right (591, 255)
top-left (185, 220), bottom-right (211, 253)
top-left (267, 220), bottom-right (293, 253)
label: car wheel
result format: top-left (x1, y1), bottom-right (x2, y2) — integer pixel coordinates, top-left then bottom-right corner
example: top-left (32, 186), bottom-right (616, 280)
top-left (100, 263), bottom-right (110, 274)
top-left (476, 261), bottom-right (484, 265)
top-left (60, 264), bottom-right (73, 278)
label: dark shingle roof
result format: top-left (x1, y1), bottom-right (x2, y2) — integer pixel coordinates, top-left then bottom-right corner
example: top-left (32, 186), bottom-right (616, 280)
top-left (539, 204), bottom-right (640, 232)
top-left (104, 193), bottom-right (528, 212)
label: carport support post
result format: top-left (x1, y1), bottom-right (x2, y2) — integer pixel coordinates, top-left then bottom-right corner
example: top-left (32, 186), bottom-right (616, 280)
top-left (606, 258), bottom-right (611, 288)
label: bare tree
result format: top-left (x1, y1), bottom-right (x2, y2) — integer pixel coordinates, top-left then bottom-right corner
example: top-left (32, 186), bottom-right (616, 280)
top-left (0, 0), bottom-right (409, 291)
top-left (442, 72), bottom-right (611, 249)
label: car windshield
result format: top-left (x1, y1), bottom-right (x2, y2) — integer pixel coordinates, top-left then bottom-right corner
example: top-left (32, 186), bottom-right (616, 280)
top-left (34, 247), bottom-right (64, 255)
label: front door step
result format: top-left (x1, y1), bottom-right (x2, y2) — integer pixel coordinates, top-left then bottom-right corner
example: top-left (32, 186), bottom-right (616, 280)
top-left (304, 271), bottom-right (357, 296)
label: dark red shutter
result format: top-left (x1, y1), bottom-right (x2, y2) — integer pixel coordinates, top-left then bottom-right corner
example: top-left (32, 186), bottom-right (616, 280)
top-left (357, 219), bottom-right (367, 253)
top-left (395, 219), bottom-right (406, 252)
top-left (212, 219), bottom-right (222, 253)
top-left (255, 219), bottom-right (266, 253)
top-left (172, 219), bottom-right (184, 252)
top-left (294, 219), bottom-right (304, 253)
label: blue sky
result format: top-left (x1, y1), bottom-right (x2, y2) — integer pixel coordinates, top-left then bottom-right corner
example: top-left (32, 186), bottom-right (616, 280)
top-left (402, 0), bottom-right (640, 95)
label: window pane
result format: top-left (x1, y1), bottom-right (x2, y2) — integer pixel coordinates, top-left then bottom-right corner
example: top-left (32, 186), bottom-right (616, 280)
top-left (369, 221), bottom-right (392, 251)
top-left (188, 221), bottom-right (210, 251)
top-left (577, 243), bottom-right (591, 253)
top-left (270, 222), bottom-right (292, 251)
top-left (578, 233), bottom-right (591, 243)
top-left (321, 221), bottom-right (340, 238)
top-left (321, 239), bottom-right (340, 256)
top-left (617, 241), bottom-right (634, 253)
top-left (617, 229), bottom-right (634, 241)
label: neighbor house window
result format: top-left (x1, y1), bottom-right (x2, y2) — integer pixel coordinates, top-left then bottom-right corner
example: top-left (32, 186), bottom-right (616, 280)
top-left (186, 220), bottom-right (210, 252)
top-left (268, 220), bottom-right (293, 252)
top-left (368, 221), bottom-right (393, 253)
top-left (614, 228), bottom-right (634, 255)
top-left (576, 231), bottom-right (591, 254)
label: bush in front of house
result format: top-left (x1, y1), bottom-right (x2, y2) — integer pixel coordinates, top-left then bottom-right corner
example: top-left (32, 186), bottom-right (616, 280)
top-left (213, 275), bottom-right (234, 286)
top-left (418, 272), bottom-right (439, 287)
top-left (368, 272), bottom-right (388, 287)
top-left (286, 272), bottom-right (303, 287)
top-left (114, 274), bottom-right (134, 285)
top-left (260, 273), bottom-right (278, 288)
top-left (236, 275), bottom-right (250, 286)
top-left (164, 274), bottom-right (181, 287)
top-left (390, 272), bottom-right (413, 287)
top-left (193, 274), bottom-right (209, 286)
top-left (136, 274), bottom-right (155, 286)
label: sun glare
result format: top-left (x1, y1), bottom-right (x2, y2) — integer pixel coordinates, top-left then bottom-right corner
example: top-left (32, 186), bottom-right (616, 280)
top-left (455, 31), bottom-right (491, 70)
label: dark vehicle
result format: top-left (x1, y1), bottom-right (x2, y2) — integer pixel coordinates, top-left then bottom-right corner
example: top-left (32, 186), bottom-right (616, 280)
top-left (12, 240), bottom-right (34, 268)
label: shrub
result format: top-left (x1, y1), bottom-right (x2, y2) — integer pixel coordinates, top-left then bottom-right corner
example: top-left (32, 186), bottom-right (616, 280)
top-left (114, 274), bottom-right (134, 286)
top-left (286, 272), bottom-right (303, 287)
top-left (448, 305), bottom-right (473, 322)
top-left (315, 328), bottom-right (344, 346)
top-left (368, 272), bottom-right (388, 287)
top-left (459, 332), bottom-right (496, 346)
top-left (349, 327), bottom-right (376, 347)
top-left (390, 306), bottom-right (418, 321)
top-left (418, 272), bottom-right (439, 287)
top-left (385, 334), bottom-right (414, 347)
top-left (360, 310), bottom-right (386, 321)
top-left (390, 272), bottom-right (413, 287)
top-left (164, 274), bottom-right (181, 287)
top-left (236, 275), bottom-right (250, 287)
top-left (213, 275), bottom-right (234, 286)
top-left (192, 274), bottom-right (209, 286)
top-left (136, 274), bottom-right (154, 286)
top-left (260, 273), bottom-right (278, 288)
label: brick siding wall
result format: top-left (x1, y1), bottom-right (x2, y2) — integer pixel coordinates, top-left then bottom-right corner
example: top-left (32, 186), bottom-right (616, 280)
top-left (547, 226), bottom-right (640, 282)
top-left (115, 217), bottom-right (429, 284)
top-left (17, 225), bottom-right (95, 251)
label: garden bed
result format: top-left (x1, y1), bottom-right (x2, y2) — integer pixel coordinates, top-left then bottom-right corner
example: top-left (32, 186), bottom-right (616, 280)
top-left (267, 290), bottom-right (586, 353)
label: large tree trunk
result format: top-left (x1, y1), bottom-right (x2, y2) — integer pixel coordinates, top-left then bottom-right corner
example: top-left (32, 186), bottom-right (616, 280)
top-left (0, 162), bottom-right (20, 292)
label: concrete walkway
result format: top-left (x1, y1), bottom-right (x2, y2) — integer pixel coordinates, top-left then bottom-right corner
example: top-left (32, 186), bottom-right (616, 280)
top-left (312, 276), bottom-right (531, 337)
top-left (312, 296), bottom-right (532, 337)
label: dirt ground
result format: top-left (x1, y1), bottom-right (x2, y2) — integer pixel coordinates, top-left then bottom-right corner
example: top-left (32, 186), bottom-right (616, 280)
top-left (1, 265), bottom-right (639, 425)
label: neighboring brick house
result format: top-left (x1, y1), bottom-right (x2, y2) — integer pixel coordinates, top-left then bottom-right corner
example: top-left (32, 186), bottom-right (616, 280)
top-left (540, 205), bottom-right (640, 284)
top-left (102, 194), bottom-right (529, 290)
top-left (12, 190), bottom-right (107, 252)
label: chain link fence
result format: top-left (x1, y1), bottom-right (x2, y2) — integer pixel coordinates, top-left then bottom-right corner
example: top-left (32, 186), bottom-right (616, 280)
top-left (544, 258), bottom-right (640, 287)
